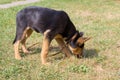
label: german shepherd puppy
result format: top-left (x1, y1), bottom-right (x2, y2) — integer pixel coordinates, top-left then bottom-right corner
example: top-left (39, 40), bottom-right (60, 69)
top-left (13, 6), bottom-right (90, 65)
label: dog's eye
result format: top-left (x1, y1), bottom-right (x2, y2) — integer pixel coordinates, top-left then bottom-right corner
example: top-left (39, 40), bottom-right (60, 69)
top-left (70, 41), bottom-right (77, 48)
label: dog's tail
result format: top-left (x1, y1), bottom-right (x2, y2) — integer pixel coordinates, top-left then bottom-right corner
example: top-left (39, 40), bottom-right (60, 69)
top-left (13, 35), bottom-right (17, 44)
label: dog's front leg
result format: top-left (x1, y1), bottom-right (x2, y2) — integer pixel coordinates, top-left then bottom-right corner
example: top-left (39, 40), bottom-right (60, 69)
top-left (41, 37), bottom-right (50, 65)
top-left (55, 38), bottom-right (71, 57)
top-left (41, 30), bottom-right (51, 65)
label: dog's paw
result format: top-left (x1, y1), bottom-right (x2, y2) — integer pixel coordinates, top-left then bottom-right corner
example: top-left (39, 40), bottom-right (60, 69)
top-left (15, 55), bottom-right (22, 60)
top-left (42, 62), bottom-right (51, 66)
top-left (24, 50), bottom-right (32, 54)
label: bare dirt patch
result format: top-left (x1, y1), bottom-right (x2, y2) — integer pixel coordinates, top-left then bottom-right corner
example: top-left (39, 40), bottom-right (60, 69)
top-left (0, 0), bottom-right (40, 9)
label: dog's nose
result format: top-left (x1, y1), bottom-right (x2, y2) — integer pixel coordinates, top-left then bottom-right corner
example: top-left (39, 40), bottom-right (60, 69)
top-left (76, 53), bottom-right (83, 58)
top-left (77, 54), bottom-right (80, 58)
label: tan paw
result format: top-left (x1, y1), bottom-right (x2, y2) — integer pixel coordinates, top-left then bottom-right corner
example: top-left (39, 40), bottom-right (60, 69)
top-left (15, 55), bottom-right (22, 60)
top-left (42, 62), bottom-right (51, 66)
top-left (24, 50), bottom-right (32, 54)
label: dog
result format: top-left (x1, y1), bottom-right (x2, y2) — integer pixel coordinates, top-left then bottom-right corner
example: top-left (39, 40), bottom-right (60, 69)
top-left (13, 6), bottom-right (90, 65)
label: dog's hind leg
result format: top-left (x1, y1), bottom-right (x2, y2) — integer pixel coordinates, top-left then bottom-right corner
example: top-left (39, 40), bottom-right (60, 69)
top-left (55, 38), bottom-right (71, 57)
top-left (14, 40), bottom-right (21, 60)
top-left (13, 27), bottom-right (33, 59)
top-left (13, 14), bottom-right (29, 59)
top-left (13, 27), bottom-right (27, 60)
top-left (21, 27), bottom-right (33, 53)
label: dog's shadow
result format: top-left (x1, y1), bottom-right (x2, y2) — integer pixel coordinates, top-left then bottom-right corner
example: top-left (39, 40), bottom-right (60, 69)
top-left (21, 46), bottom-right (60, 57)
top-left (28, 46), bottom-right (60, 54)
top-left (49, 47), bottom-right (98, 59)
top-left (20, 47), bottom-right (41, 57)
top-left (83, 49), bottom-right (98, 58)
top-left (29, 47), bottom-right (41, 54)
top-left (21, 46), bottom-right (98, 59)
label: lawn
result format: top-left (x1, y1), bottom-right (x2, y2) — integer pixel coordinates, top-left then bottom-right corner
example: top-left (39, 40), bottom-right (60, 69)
top-left (0, 0), bottom-right (120, 80)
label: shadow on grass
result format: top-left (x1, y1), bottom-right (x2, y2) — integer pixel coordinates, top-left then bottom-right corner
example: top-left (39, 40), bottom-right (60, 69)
top-left (21, 46), bottom-right (98, 59)
top-left (20, 46), bottom-right (61, 57)
top-left (29, 47), bottom-right (41, 54)
top-left (49, 46), bottom-right (65, 61)
top-left (83, 49), bottom-right (98, 58)
top-left (20, 47), bottom-right (41, 57)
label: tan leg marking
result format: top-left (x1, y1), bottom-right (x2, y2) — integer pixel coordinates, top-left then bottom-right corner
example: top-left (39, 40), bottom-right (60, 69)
top-left (41, 30), bottom-right (51, 65)
top-left (14, 40), bottom-right (21, 60)
top-left (55, 38), bottom-right (71, 57)
top-left (21, 27), bottom-right (33, 53)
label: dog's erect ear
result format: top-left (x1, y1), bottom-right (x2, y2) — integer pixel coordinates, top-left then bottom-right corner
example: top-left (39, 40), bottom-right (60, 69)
top-left (77, 37), bottom-right (91, 44)
top-left (71, 32), bottom-right (84, 41)
top-left (76, 37), bottom-right (84, 44)
top-left (79, 32), bottom-right (84, 37)
top-left (83, 37), bottom-right (91, 42)
top-left (71, 33), bottom-right (78, 40)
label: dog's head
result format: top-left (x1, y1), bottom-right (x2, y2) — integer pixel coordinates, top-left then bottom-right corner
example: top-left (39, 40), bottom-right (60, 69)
top-left (68, 32), bottom-right (90, 58)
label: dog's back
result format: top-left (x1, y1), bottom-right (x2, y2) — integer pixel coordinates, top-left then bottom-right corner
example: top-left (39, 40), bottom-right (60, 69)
top-left (16, 6), bottom-right (69, 33)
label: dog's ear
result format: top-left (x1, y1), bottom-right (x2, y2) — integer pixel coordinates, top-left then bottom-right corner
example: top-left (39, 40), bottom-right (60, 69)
top-left (76, 37), bottom-right (91, 44)
top-left (71, 33), bottom-right (78, 41)
top-left (83, 37), bottom-right (91, 42)
top-left (71, 32), bottom-right (84, 41)
top-left (79, 32), bottom-right (84, 37)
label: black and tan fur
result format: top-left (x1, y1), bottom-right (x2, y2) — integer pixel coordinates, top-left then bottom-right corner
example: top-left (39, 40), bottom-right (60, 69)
top-left (13, 6), bottom-right (90, 65)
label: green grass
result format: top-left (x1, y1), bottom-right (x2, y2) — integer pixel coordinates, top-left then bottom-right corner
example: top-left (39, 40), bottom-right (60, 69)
top-left (0, 0), bottom-right (24, 4)
top-left (0, 0), bottom-right (120, 80)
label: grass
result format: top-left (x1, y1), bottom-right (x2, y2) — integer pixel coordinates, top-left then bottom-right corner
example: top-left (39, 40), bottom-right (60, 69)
top-left (0, 0), bottom-right (120, 80)
top-left (0, 0), bottom-right (24, 4)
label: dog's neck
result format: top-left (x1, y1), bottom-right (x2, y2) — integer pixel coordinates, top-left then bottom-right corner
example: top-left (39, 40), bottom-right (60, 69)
top-left (62, 18), bottom-right (79, 43)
